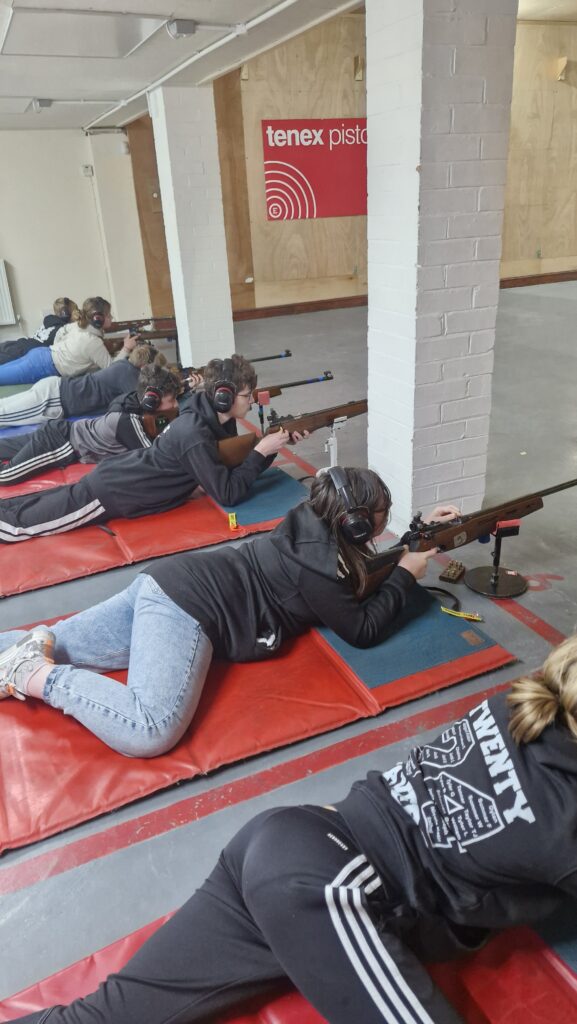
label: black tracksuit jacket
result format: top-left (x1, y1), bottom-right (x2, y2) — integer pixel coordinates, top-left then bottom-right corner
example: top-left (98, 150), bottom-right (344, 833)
top-left (335, 691), bottom-right (577, 958)
top-left (147, 501), bottom-right (417, 661)
top-left (84, 391), bottom-right (271, 518)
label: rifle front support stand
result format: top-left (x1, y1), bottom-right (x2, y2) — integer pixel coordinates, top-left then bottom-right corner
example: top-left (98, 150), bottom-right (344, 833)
top-left (324, 416), bottom-right (347, 468)
top-left (464, 519), bottom-right (528, 599)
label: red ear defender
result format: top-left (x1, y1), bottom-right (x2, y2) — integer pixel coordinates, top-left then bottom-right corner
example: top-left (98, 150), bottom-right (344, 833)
top-left (212, 357), bottom-right (237, 413)
top-left (327, 466), bottom-right (373, 546)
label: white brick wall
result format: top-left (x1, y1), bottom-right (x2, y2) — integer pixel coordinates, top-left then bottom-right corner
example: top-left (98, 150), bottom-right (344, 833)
top-left (149, 85), bottom-right (234, 366)
top-left (367, 0), bottom-right (518, 533)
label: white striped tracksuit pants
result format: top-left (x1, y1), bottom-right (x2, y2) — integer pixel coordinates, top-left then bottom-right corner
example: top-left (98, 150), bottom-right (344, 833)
top-left (0, 474), bottom-right (108, 542)
top-left (12, 807), bottom-right (463, 1024)
top-left (0, 419), bottom-right (78, 485)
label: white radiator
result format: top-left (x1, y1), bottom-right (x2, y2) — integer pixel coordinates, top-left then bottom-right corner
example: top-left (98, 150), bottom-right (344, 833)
top-left (0, 260), bottom-right (17, 325)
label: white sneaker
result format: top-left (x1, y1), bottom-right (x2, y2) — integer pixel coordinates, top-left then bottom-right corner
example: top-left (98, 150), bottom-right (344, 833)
top-left (0, 626), bottom-right (55, 700)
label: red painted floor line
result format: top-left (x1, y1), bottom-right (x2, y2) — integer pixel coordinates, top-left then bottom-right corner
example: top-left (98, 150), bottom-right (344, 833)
top-left (0, 681), bottom-right (511, 897)
top-left (432, 549), bottom-right (567, 646)
top-left (492, 598), bottom-right (566, 646)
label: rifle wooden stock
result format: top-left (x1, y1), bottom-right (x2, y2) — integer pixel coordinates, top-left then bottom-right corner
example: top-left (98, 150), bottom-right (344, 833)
top-left (358, 477), bottom-right (577, 598)
top-left (217, 399), bottom-right (368, 469)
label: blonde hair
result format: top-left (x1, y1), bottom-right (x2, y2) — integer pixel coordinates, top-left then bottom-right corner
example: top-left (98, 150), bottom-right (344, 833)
top-left (73, 296), bottom-right (111, 330)
top-left (128, 342), bottom-right (167, 369)
top-left (52, 297), bottom-right (78, 321)
top-left (508, 636), bottom-right (577, 744)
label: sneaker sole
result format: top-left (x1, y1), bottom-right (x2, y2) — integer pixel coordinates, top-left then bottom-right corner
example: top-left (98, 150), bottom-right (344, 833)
top-left (0, 627), bottom-right (56, 672)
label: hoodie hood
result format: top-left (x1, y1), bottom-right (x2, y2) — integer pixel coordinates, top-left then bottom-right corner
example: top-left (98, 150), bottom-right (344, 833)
top-left (269, 501), bottom-right (339, 582)
top-left (179, 390), bottom-right (237, 440)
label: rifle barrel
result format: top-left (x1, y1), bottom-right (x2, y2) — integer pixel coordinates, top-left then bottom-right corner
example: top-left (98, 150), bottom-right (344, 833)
top-left (536, 478), bottom-right (577, 499)
top-left (255, 373), bottom-right (333, 397)
top-left (459, 477), bottom-right (577, 522)
top-left (249, 350), bottom-right (292, 363)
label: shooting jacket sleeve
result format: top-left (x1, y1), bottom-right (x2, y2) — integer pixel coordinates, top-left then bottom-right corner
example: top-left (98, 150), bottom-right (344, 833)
top-left (183, 435), bottom-right (273, 505)
top-left (298, 565), bottom-right (417, 647)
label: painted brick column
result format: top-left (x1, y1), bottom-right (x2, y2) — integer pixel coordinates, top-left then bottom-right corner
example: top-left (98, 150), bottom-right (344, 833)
top-left (149, 85), bottom-right (234, 367)
top-left (366, 0), bottom-right (518, 534)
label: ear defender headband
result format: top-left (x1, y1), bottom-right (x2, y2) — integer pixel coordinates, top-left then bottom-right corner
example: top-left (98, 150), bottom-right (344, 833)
top-left (327, 466), bottom-right (373, 546)
top-left (212, 358), bottom-right (237, 413)
top-left (140, 385), bottom-right (163, 414)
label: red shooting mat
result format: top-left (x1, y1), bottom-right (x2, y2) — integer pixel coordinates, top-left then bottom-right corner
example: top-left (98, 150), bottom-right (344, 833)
top-left (0, 632), bottom-right (376, 853)
top-left (0, 464), bottom-right (296, 597)
top-left (2, 917), bottom-right (576, 1023)
top-left (0, 600), bottom-right (514, 853)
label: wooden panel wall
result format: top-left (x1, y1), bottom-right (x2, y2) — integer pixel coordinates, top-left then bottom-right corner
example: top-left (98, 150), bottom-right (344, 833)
top-left (126, 116), bottom-right (174, 318)
top-left (215, 11), bottom-right (367, 310)
top-left (502, 22), bottom-right (577, 279)
top-left (214, 71), bottom-right (255, 311)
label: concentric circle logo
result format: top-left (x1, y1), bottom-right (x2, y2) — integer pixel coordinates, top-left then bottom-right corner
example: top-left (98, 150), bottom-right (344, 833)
top-left (264, 161), bottom-right (317, 220)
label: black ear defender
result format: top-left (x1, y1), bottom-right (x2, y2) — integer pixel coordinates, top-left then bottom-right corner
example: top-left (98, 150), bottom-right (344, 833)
top-left (140, 386), bottom-right (163, 414)
top-left (90, 311), bottom-right (106, 330)
top-left (212, 358), bottom-right (237, 413)
top-left (327, 466), bottom-right (374, 546)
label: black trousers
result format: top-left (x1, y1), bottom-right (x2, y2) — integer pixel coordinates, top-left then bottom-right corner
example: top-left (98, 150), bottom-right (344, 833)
top-left (0, 337), bottom-right (42, 365)
top-left (0, 476), bottom-right (108, 542)
top-left (11, 807), bottom-right (463, 1024)
top-left (0, 419), bottom-right (77, 485)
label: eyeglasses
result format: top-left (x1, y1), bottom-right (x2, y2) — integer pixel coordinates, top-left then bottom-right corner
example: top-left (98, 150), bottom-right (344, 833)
top-left (236, 391), bottom-right (252, 399)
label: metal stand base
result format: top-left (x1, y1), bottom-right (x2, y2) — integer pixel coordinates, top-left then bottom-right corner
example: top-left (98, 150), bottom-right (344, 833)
top-left (464, 566), bottom-right (528, 598)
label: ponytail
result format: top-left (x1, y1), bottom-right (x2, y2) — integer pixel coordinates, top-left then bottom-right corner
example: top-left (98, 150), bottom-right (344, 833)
top-left (507, 636), bottom-right (577, 744)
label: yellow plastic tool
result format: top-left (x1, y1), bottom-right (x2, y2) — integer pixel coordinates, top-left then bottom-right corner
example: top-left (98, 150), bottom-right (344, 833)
top-left (440, 607), bottom-right (484, 623)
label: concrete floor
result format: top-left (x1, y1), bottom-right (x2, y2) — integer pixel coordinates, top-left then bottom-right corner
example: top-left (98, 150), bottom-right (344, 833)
top-left (0, 285), bottom-right (576, 1003)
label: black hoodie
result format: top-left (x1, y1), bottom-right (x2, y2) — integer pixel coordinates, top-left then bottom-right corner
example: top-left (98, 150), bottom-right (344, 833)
top-left (83, 391), bottom-right (271, 518)
top-left (335, 692), bottom-right (577, 949)
top-left (146, 501), bottom-right (416, 660)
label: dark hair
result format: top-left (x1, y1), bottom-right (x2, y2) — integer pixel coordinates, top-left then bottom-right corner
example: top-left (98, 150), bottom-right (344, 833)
top-left (203, 354), bottom-right (257, 404)
top-left (52, 297), bottom-right (78, 322)
top-left (309, 467), bottom-right (392, 597)
top-left (136, 364), bottom-right (180, 402)
top-left (73, 297), bottom-right (111, 330)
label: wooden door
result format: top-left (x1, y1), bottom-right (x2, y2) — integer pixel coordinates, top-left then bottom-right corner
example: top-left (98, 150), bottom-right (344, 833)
top-left (126, 115), bottom-right (174, 318)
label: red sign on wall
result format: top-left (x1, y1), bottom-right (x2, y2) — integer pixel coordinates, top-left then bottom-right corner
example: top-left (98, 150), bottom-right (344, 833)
top-left (261, 118), bottom-right (367, 221)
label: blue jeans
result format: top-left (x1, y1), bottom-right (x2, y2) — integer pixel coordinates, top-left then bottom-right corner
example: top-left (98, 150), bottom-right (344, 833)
top-left (0, 575), bottom-right (214, 757)
top-left (0, 345), bottom-right (57, 385)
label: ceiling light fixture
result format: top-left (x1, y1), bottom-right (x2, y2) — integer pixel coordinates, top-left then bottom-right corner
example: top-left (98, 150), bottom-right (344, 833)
top-left (166, 19), bottom-right (197, 39)
top-left (31, 98), bottom-right (53, 112)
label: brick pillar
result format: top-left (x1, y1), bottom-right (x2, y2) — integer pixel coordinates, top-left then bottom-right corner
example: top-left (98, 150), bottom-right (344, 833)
top-left (149, 85), bottom-right (234, 367)
top-left (366, 0), bottom-right (518, 534)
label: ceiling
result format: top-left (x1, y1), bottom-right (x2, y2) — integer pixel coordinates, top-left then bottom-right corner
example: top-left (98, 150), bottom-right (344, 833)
top-left (0, 0), bottom-right (360, 130)
top-left (1, 0), bottom-right (575, 133)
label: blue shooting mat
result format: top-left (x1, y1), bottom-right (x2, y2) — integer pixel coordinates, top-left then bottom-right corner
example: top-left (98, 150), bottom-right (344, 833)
top-left (316, 585), bottom-right (515, 705)
top-left (0, 414), bottom-right (98, 438)
top-left (218, 467), bottom-right (307, 525)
